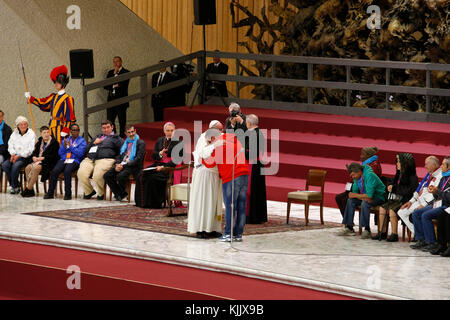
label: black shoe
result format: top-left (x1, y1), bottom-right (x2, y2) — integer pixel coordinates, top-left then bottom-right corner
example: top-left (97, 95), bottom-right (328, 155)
top-left (410, 240), bottom-right (427, 249)
top-left (386, 234), bottom-right (399, 242)
top-left (22, 188), bottom-right (35, 198)
top-left (64, 195), bottom-right (72, 201)
top-left (196, 232), bottom-right (207, 239)
top-left (83, 191), bottom-right (96, 199)
top-left (371, 232), bottom-right (387, 240)
top-left (97, 195), bottom-right (105, 201)
top-left (422, 243), bottom-right (439, 252)
top-left (115, 192), bottom-right (128, 201)
top-left (440, 247), bottom-right (450, 257)
top-left (206, 231), bottom-right (222, 238)
top-left (44, 193), bottom-right (54, 200)
top-left (430, 245), bottom-right (447, 255)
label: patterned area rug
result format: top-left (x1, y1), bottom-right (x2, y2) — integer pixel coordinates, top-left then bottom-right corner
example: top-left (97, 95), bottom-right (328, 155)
top-left (23, 205), bottom-right (341, 238)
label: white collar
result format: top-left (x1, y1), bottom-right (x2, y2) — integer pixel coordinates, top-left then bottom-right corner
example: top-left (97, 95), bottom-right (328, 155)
top-left (57, 89), bottom-right (66, 96)
top-left (160, 71), bottom-right (166, 77)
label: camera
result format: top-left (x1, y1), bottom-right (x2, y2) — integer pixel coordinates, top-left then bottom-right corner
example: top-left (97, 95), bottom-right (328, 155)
top-left (171, 63), bottom-right (194, 78)
top-left (230, 110), bottom-right (240, 118)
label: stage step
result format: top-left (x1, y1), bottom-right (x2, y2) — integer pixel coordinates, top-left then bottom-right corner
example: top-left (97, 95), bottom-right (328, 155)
top-left (164, 105), bottom-right (450, 145)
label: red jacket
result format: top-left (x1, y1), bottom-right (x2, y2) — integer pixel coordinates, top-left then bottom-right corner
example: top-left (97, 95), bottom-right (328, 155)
top-left (203, 133), bottom-right (249, 184)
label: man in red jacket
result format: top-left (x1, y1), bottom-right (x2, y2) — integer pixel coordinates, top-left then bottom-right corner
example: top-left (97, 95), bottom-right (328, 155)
top-left (203, 130), bottom-right (249, 242)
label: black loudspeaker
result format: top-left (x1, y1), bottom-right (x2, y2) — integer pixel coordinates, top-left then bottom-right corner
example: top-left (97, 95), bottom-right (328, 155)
top-left (69, 49), bottom-right (94, 79)
top-left (194, 0), bottom-right (216, 25)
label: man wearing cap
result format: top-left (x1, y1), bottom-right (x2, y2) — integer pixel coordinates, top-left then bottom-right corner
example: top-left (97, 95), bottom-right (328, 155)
top-left (25, 65), bottom-right (76, 144)
top-left (188, 120), bottom-right (224, 239)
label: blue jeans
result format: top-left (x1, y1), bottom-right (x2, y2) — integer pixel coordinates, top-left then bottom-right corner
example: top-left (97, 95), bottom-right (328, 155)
top-left (2, 158), bottom-right (27, 189)
top-left (222, 175), bottom-right (249, 237)
top-left (412, 205), bottom-right (445, 244)
top-left (342, 197), bottom-right (385, 228)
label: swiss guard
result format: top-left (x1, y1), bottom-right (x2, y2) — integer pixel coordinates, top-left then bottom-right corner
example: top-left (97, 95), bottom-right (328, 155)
top-left (25, 65), bottom-right (76, 143)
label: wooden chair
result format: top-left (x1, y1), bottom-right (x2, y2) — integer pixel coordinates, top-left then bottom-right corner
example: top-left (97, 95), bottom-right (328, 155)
top-left (164, 164), bottom-right (191, 217)
top-left (107, 151), bottom-right (148, 203)
top-left (57, 170), bottom-right (79, 198)
top-left (287, 169), bottom-right (327, 226)
top-left (0, 168), bottom-right (5, 193)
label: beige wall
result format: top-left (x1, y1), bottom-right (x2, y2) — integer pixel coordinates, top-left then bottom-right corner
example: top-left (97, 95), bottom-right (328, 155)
top-left (0, 0), bottom-right (182, 135)
top-left (120, 0), bottom-right (288, 98)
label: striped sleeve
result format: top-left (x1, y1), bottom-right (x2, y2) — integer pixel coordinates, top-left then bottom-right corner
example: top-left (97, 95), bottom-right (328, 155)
top-left (31, 94), bottom-right (54, 112)
top-left (64, 96), bottom-right (76, 129)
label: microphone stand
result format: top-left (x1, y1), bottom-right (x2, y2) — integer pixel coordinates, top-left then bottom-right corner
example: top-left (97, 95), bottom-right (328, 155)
top-left (226, 147), bottom-right (244, 252)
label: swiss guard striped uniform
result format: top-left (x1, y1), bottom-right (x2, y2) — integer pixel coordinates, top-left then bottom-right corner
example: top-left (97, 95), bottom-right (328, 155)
top-left (30, 91), bottom-right (76, 143)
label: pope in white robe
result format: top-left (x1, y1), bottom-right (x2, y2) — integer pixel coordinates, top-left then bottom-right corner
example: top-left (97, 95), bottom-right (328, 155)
top-left (187, 121), bottom-right (224, 237)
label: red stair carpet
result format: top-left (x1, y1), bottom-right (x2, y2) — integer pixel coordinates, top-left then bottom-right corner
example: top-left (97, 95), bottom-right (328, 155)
top-left (135, 105), bottom-right (450, 208)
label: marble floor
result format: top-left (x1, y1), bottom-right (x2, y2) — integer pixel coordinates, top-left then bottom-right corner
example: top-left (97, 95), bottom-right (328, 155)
top-left (0, 183), bottom-right (449, 300)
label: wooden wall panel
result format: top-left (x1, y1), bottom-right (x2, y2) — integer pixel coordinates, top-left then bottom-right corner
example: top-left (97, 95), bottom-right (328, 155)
top-left (119, 0), bottom-right (289, 98)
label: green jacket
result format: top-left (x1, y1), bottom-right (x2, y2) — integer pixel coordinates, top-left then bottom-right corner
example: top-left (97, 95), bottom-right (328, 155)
top-left (352, 165), bottom-right (386, 201)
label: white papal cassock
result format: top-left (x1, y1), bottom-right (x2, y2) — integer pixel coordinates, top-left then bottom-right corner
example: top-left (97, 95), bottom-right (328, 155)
top-left (187, 132), bottom-right (223, 234)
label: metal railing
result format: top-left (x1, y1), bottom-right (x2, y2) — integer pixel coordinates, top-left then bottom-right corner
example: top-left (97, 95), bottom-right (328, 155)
top-left (82, 50), bottom-right (450, 138)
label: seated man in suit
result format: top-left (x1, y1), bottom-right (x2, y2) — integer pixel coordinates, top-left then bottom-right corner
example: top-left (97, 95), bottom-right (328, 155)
top-left (77, 120), bottom-right (123, 200)
top-left (104, 125), bottom-right (146, 201)
top-left (104, 56), bottom-right (130, 138)
top-left (206, 51), bottom-right (229, 98)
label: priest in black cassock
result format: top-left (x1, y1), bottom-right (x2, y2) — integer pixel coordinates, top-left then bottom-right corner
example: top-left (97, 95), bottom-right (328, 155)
top-left (135, 122), bottom-right (184, 208)
top-left (245, 114), bottom-right (268, 224)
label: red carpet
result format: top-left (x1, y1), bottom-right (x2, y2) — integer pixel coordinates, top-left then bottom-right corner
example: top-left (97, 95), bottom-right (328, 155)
top-left (0, 239), bottom-right (357, 300)
top-left (135, 105), bottom-right (450, 207)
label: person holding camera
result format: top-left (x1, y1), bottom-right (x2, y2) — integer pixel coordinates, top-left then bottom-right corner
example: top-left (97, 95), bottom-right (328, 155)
top-left (170, 63), bottom-right (195, 107)
top-left (225, 103), bottom-right (247, 132)
top-left (372, 153), bottom-right (418, 242)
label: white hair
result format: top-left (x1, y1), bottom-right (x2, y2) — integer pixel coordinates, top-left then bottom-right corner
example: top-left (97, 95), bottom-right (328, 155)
top-left (228, 103), bottom-right (240, 112)
top-left (246, 114), bottom-right (259, 126)
top-left (426, 156), bottom-right (440, 167)
top-left (163, 122), bottom-right (176, 131)
top-left (15, 116), bottom-right (28, 127)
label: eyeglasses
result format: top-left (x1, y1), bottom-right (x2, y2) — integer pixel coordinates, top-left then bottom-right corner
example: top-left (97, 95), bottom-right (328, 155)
top-left (71, 129), bottom-right (80, 132)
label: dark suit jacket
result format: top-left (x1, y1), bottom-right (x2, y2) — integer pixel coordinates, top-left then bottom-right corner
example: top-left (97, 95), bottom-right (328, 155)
top-left (104, 68), bottom-right (131, 107)
top-left (151, 71), bottom-right (176, 108)
top-left (206, 62), bottom-right (229, 97)
top-left (115, 139), bottom-right (146, 171)
top-left (0, 122), bottom-right (12, 158)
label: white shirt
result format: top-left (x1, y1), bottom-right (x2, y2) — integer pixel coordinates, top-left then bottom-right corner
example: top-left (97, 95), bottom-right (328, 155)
top-left (8, 129), bottom-right (36, 158)
top-left (112, 67), bottom-right (123, 94)
top-left (57, 89), bottom-right (66, 96)
top-left (157, 72), bottom-right (166, 86)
